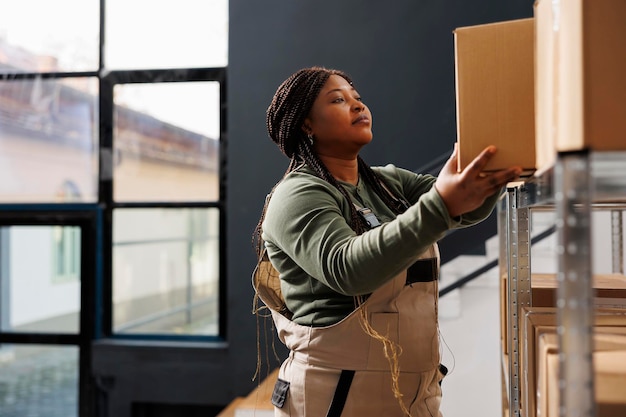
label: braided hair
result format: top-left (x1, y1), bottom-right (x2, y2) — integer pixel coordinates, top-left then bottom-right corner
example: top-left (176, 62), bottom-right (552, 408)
top-left (254, 66), bottom-right (409, 256)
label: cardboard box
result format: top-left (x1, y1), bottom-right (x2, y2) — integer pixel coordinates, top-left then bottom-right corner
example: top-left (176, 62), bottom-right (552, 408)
top-left (521, 307), bottom-right (626, 417)
top-left (533, 327), bottom-right (626, 417)
top-left (594, 351), bottom-right (626, 416)
top-left (533, 0), bottom-right (556, 171)
top-left (454, 18), bottom-right (536, 174)
top-left (538, 336), bottom-right (558, 417)
top-left (536, 328), bottom-right (626, 417)
top-left (501, 274), bottom-right (509, 355)
top-left (501, 354), bottom-right (510, 414)
top-left (538, 336), bottom-right (626, 416)
top-left (501, 273), bottom-right (626, 356)
top-left (520, 308), bottom-right (560, 417)
top-left (524, 322), bottom-right (558, 417)
top-left (531, 273), bottom-right (626, 308)
top-left (534, 0), bottom-right (626, 157)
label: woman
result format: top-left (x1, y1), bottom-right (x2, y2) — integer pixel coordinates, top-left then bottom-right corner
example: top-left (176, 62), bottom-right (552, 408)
top-left (252, 66), bottom-right (521, 417)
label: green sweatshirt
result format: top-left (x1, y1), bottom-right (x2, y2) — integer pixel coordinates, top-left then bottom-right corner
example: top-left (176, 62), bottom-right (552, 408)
top-left (262, 163), bottom-right (499, 326)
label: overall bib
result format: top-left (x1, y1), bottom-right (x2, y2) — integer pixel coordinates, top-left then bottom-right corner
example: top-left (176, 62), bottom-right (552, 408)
top-left (254, 244), bottom-right (446, 417)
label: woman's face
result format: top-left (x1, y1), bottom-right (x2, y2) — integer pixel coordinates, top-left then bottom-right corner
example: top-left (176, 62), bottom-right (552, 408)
top-left (303, 74), bottom-right (373, 159)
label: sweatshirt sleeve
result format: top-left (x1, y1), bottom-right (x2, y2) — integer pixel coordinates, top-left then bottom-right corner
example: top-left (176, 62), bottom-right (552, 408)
top-left (262, 171), bottom-right (459, 296)
top-left (378, 164), bottom-right (503, 228)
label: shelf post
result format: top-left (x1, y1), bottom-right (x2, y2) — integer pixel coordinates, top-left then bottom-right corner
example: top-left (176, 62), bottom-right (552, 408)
top-left (505, 183), bottom-right (532, 417)
top-left (555, 151), bottom-right (596, 417)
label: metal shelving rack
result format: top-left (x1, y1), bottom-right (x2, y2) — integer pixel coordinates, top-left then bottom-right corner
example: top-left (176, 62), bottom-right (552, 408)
top-left (498, 150), bottom-right (626, 417)
top-left (499, 180), bottom-right (532, 417)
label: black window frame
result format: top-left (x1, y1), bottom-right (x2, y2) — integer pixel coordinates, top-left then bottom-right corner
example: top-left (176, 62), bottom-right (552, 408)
top-left (0, 204), bottom-right (102, 417)
top-left (99, 67), bottom-right (228, 342)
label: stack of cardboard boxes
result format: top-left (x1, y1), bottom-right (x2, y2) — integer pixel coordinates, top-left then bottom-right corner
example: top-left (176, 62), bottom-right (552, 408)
top-left (453, 1), bottom-right (626, 416)
top-left (454, 0), bottom-right (626, 174)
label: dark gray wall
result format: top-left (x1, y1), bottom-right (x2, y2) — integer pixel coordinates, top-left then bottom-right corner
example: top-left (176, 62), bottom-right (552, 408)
top-left (93, 2), bottom-right (534, 416)
top-left (227, 0), bottom-right (533, 396)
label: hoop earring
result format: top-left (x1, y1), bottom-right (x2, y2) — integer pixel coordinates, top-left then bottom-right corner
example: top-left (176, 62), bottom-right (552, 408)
top-left (307, 133), bottom-right (314, 145)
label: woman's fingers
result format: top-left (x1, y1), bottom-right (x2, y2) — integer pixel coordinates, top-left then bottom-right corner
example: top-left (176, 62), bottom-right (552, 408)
top-left (435, 144), bottom-right (522, 218)
top-left (463, 145), bottom-right (522, 185)
top-left (481, 167), bottom-right (523, 194)
top-left (462, 145), bottom-right (497, 178)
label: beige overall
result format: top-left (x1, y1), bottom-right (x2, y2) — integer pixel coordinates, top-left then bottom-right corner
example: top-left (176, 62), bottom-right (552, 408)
top-left (254, 244), bottom-right (445, 417)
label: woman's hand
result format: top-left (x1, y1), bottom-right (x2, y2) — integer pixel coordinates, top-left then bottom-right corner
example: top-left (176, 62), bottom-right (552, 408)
top-left (434, 144), bottom-right (522, 218)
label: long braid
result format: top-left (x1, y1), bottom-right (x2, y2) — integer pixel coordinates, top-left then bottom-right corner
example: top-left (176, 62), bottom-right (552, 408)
top-left (296, 138), bottom-right (368, 234)
top-left (358, 156), bottom-right (410, 215)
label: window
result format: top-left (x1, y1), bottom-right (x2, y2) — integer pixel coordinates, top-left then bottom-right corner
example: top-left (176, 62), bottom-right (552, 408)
top-left (1, 226), bottom-right (81, 333)
top-left (102, 67), bottom-right (226, 339)
top-left (0, 1), bottom-right (228, 415)
top-left (112, 208), bottom-right (219, 335)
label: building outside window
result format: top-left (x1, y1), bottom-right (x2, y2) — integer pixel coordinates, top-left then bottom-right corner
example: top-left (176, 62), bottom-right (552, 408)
top-left (0, 1), bottom-right (228, 416)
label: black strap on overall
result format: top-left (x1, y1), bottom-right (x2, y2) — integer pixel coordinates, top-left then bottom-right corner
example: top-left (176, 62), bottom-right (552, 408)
top-left (326, 369), bottom-right (356, 417)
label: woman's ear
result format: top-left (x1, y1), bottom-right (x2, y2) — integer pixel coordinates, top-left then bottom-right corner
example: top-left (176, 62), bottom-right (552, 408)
top-left (301, 117), bottom-right (313, 136)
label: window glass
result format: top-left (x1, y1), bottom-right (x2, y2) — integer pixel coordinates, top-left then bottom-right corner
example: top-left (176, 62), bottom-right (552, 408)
top-left (0, 344), bottom-right (78, 417)
top-left (0, 77), bottom-right (99, 203)
top-left (105, 0), bottom-right (228, 70)
top-left (0, 0), bottom-right (99, 73)
top-left (113, 81), bottom-right (220, 202)
top-left (0, 227), bottom-right (80, 333)
top-left (113, 208), bottom-right (219, 336)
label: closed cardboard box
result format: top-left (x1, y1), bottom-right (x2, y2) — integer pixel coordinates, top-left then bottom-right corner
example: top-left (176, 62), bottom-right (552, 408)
top-left (538, 333), bottom-right (626, 417)
top-left (454, 18), bottom-right (536, 174)
top-left (533, 0), bottom-right (556, 171)
top-left (537, 333), bottom-right (626, 417)
top-left (534, 0), bottom-right (626, 158)
top-left (594, 351), bottom-right (626, 416)
top-left (521, 307), bottom-right (626, 417)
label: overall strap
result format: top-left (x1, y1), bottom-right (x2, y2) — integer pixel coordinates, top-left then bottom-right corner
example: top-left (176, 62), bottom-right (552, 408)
top-left (352, 201), bottom-right (381, 229)
top-left (377, 177), bottom-right (410, 213)
top-left (326, 370), bottom-right (356, 417)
